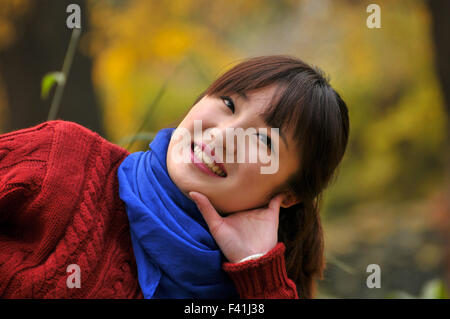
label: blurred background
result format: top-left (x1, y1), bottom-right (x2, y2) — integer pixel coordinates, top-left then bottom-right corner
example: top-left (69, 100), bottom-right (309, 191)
top-left (0, 0), bottom-right (448, 298)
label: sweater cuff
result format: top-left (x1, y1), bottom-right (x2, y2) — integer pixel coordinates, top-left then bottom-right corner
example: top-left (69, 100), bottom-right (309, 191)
top-left (222, 242), bottom-right (297, 298)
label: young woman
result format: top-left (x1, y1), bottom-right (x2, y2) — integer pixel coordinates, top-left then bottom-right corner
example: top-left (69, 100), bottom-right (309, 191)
top-left (0, 55), bottom-right (349, 299)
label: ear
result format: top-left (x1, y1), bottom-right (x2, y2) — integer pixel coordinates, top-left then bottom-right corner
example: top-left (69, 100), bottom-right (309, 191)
top-left (280, 190), bottom-right (301, 208)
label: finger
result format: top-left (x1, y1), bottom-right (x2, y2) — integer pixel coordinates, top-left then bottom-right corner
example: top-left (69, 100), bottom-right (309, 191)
top-left (268, 194), bottom-right (284, 214)
top-left (189, 191), bottom-right (223, 234)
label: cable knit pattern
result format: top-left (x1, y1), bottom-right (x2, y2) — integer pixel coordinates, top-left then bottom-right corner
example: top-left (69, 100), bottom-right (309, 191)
top-left (0, 120), bottom-right (142, 298)
top-left (0, 120), bottom-right (299, 299)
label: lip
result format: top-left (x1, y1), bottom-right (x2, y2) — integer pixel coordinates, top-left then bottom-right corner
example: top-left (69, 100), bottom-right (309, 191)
top-left (191, 141), bottom-right (227, 178)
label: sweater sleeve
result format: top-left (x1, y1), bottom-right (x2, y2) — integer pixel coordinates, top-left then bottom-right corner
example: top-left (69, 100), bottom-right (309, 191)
top-left (222, 242), bottom-right (299, 299)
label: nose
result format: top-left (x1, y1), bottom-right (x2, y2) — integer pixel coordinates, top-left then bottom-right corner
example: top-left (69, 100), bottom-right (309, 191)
top-left (201, 126), bottom-right (236, 163)
top-left (196, 116), bottom-right (248, 164)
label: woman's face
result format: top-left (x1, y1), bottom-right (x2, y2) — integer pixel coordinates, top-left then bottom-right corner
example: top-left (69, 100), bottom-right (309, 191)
top-left (166, 84), bottom-right (300, 214)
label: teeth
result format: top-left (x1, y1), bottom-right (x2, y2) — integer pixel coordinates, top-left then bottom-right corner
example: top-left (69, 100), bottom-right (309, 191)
top-left (193, 144), bottom-right (226, 177)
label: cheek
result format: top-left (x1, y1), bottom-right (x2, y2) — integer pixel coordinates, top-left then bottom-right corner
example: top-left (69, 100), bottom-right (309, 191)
top-left (186, 100), bottom-right (216, 120)
top-left (233, 169), bottom-right (278, 208)
top-left (178, 108), bottom-right (217, 135)
top-left (234, 162), bottom-right (274, 192)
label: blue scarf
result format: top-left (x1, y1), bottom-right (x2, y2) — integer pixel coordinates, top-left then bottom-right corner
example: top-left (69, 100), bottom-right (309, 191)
top-left (117, 128), bottom-right (238, 299)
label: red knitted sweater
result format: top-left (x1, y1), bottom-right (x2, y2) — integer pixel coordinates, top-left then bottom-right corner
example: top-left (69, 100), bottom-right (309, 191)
top-left (0, 120), bottom-right (299, 299)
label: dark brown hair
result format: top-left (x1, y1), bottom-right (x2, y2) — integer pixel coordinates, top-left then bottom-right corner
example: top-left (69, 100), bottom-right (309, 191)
top-left (189, 55), bottom-right (350, 298)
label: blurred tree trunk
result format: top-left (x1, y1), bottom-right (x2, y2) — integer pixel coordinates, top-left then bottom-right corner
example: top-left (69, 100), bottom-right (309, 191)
top-left (0, 0), bottom-right (104, 135)
top-left (427, 0), bottom-right (450, 290)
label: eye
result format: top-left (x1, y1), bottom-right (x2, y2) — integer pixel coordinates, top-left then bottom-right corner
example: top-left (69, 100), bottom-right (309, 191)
top-left (256, 133), bottom-right (273, 151)
top-left (220, 95), bottom-right (235, 113)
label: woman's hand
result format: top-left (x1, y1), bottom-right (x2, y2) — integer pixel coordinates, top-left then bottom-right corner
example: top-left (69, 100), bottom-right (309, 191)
top-left (189, 191), bottom-right (284, 263)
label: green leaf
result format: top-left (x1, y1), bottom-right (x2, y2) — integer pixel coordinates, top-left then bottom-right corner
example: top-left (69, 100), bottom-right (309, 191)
top-left (420, 278), bottom-right (449, 299)
top-left (41, 72), bottom-right (65, 99)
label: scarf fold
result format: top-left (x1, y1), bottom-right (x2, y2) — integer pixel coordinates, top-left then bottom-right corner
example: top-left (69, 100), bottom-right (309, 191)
top-left (117, 128), bottom-right (238, 299)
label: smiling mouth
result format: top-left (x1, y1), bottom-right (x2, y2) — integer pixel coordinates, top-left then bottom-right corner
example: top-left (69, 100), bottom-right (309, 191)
top-left (191, 142), bottom-right (227, 178)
